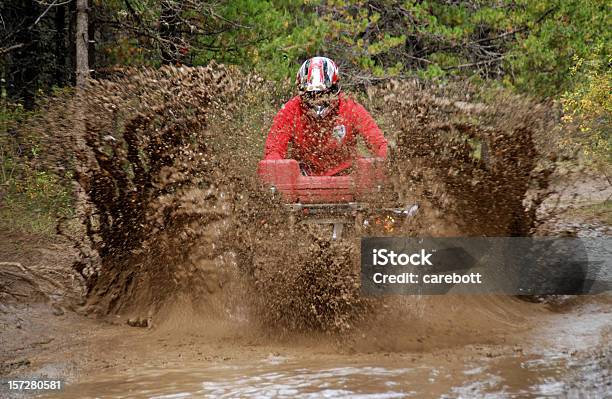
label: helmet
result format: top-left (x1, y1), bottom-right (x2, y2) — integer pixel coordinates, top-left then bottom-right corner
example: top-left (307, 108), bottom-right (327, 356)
top-left (296, 57), bottom-right (340, 119)
top-left (296, 56), bottom-right (340, 93)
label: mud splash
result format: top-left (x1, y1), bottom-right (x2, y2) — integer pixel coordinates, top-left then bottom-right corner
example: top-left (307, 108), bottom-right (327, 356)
top-left (35, 64), bottom-right (262, 317)
top-left (365, 80), bottom-right (558, 236)
top-left (34, 66), bottom-right (563, 333)
top-left (229, 80), bottom-right (561, 332)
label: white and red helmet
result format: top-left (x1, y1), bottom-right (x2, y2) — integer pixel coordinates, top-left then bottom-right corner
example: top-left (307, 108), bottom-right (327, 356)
top-left (296, 56), bottom-right (340, 93)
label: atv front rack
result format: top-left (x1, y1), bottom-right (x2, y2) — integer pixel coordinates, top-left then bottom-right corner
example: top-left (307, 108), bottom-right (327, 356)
top-left (257, 158), bottom-right (385, 204)
top-left (257, 158), bottom-right (417, 240)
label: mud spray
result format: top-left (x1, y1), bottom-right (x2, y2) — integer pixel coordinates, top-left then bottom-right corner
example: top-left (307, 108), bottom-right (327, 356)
top-left (36, 66), bottom-right (564, 341)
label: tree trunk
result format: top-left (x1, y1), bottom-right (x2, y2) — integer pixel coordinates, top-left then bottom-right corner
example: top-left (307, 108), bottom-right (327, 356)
top-left (88, 7), bottom-right (96, 79)
top-left (68, 0), bottom-right (77, 85)
top-left (76, 0), bottom-right (89, 88)
top-left (74, 0), bottom-right (91, 232)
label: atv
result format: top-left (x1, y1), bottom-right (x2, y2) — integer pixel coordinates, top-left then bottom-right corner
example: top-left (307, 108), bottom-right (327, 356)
top-left (257, 158), bottom-right (418, 240)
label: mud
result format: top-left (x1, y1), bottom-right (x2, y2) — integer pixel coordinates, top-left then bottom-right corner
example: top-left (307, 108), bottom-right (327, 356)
top-left (1, 66), bottom-right (610, 397)
top-left (48, 302), bottom-right (612, 399)
top-left (232, 80), bottom-right (562, 332)
top-left (1, 270), bottom-right (610, 398)
top-left (32, 67), bottom-right (561, 328)
top-left (0, 232), bottom-right (84, 311)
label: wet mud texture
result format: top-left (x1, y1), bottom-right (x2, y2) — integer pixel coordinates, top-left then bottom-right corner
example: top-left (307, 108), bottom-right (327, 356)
top-left (35, 67), bottom-right (561, 332)
top-left (233, 81), bottom-right (560, 333)
top-left (364, 80), bottom-right (558, 237)
top-left (37, 65), bottom-right (260, 318)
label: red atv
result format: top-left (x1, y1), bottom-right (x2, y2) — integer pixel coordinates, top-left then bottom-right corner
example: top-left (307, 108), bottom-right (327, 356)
top-left (257, 158), bottom-right (418, 240)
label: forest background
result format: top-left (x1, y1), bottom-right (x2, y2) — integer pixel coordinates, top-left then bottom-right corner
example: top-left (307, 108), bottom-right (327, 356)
top-left (1, 0), bottom-right (610, 233)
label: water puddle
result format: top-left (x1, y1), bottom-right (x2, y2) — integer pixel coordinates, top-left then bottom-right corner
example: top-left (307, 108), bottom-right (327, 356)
top-left (39, 303), bottom-right (609, 399)
top-left (41, 350), bottom-right (604, 399)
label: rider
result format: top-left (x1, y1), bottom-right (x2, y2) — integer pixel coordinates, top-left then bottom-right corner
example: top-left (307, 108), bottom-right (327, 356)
top-left (263, 56), bottom-right (387, 176)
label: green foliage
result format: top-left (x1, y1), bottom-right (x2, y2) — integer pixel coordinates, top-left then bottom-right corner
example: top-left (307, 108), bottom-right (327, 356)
top-left (309, 0), bottom-right (609, 98)
top-left (1, 100), bottom-right (72, 235)
top-left (84, 0), bottom-right (610, 102)
top-left (570, 200), bottom-right (612, 225)
top-left (323, 0), bottom-right (408, 78)
top-left (0, 0), bottom-right (608, 240)
top-left (505, 0), bottom-right (612, 97)
top-left (195, 0), bottom-right (327, 80)
top-left (561, 42), bottom-right (611, 170)
top-left (0, 168), bottom-right (73, 235)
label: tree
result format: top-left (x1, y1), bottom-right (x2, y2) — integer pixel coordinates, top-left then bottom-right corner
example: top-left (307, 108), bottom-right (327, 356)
top-left (76, 0), bottom-right (89, 88)
top-left (1, 1), bottom-right (42, 108)
top-left (1, 0), bottom-right (78, 107)
top-left (561, 43), bottom-right (611, 170)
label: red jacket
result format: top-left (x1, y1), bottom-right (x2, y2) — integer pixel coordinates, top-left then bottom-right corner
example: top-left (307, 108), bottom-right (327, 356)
top-left (264, 93), bottom-right (387, 176)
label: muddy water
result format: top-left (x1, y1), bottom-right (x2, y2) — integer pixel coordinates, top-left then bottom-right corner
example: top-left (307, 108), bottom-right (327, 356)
top-left (44, 357), bottom-right (588, 398)
top-left (40, 301), bottom-right (610, 399)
